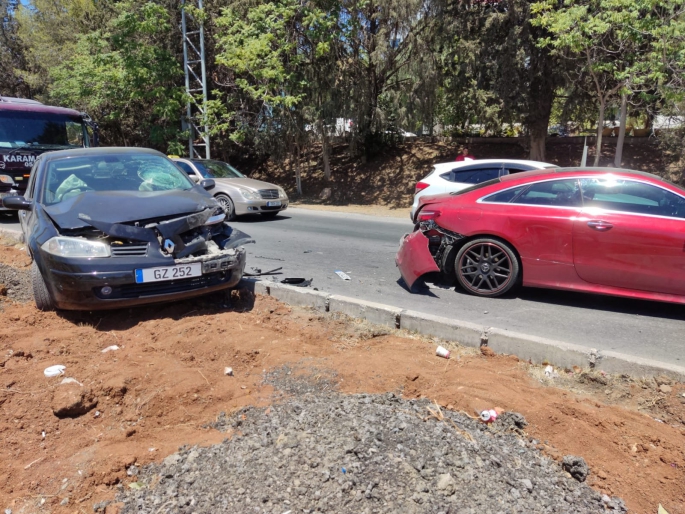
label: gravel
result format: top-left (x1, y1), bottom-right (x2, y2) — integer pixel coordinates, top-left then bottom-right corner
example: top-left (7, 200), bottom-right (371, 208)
top-left (117, 370), bottom-right (626, 513)
top-left (0, 263), bottom-right (32, 303)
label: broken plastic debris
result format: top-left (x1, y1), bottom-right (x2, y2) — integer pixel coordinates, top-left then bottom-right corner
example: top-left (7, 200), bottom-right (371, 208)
top-left (335, 271), bottom-right (351, 280)
top-left (44, 365), bottom-right (66, 378)
top-left (281, 277), bottom-right (313, 287)
top-left (480, 409), bottom-right (499, 423)
top-left (224, 367), bottom-right (234, 376)
top-left (101, 345), bottom-right (120, 353)
top-left (60, 377), bottom-right (82, 386)
top-left (149, 447), bottom-right (157, 452)
top-left (436, 346), bottom-right (450, 359)
top-left (658, 504), bottom-right (670, 514)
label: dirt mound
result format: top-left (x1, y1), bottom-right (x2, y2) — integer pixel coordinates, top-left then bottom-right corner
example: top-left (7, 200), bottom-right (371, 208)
top-left (117, 385), bottom-right (624, 513)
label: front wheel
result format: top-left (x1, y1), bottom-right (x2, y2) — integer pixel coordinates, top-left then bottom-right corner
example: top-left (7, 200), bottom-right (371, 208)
top-left (455, 238), bottom-right (519, 297)
top-left (31, 261), bottom-right (55, 311)
top-left (215, 194), bottom-right (236, 221)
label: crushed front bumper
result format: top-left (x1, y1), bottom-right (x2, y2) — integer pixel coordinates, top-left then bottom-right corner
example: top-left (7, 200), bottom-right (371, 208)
top-left (43, 248), bottom-right (247, 310)
top-left (395, 231), bottom-right (440, 290)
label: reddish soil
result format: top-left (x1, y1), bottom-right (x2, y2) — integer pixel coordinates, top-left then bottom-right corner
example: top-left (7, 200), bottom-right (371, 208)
top-left (0, 243), bottom-right (684, 514)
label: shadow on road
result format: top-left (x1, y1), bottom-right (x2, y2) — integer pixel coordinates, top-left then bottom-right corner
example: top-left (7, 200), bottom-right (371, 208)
top-left (441, 275), bottom-right (685, 323)
top-left (231, 213), bottom-right (292, 223)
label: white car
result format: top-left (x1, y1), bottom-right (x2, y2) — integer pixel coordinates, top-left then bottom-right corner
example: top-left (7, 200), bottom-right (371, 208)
top-left (410, 159), bottom-right (557, 221)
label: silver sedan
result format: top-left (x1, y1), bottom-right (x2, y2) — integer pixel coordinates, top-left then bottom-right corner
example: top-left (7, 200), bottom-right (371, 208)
top-left (171, 158), bottom-right (288, 220)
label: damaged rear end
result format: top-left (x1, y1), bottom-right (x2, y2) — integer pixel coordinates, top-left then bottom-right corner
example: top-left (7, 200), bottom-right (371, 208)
top-left (396, 202), bottom-right (464, 291)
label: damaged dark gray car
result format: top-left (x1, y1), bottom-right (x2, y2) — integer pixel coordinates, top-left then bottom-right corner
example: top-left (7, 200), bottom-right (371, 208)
top-left (3, 147), bottom-right (252, 310)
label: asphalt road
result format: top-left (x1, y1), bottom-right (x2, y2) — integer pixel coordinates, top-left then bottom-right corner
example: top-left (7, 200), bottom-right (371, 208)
top-left (3, 208), bottom-right (685, 366)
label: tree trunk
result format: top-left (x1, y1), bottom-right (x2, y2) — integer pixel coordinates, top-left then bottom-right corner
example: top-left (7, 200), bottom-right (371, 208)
top-left (320, 120), bottom-right (331, 181)
top-left (525, 39), bottom-right (556, 161)
top-left (614, 93), bottom-right (628, 168)
top-left (528, 120), bottom-right (547, 162)
top-left (294, 144), bottom-right (303, 196)
top-left (594, 98), bottom-right (606, 167)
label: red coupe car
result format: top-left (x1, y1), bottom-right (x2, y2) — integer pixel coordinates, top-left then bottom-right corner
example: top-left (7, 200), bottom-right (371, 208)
top-left (396, 168), bottom-right (685, 304)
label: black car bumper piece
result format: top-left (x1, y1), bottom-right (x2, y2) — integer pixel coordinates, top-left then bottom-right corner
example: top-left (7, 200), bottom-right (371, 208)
top-left (43, 248), bottom-right (247, 310)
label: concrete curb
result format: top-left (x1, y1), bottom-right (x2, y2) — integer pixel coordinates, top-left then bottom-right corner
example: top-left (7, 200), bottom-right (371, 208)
top-left (241, 278), bottom-right (685, 379)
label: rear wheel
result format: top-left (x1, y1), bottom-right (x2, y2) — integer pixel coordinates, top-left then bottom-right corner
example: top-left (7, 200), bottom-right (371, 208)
top-left (455, 238), bottom-right (519, 297)
top-left (215, 194), bottom-right (236, 221)
top-left (31, 261), bottom-right (55, 311)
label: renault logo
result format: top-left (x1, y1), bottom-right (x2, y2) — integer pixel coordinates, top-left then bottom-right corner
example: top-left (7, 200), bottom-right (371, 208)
top-left (163, 239), bottom-right (175, 254)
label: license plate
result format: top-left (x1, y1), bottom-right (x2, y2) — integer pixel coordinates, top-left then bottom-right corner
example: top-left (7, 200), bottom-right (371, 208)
top-left (135, 263), bottom-right (202, 283)
top-left (266, 200), bottom-right (281, 207)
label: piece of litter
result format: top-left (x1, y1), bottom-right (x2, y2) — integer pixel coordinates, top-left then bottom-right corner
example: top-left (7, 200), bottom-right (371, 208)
top-left (335, 271), bottom-right (351, 280)
top-left (41, 431), bottom-right (46, 439)
top-left (341, 467), bottom-right (346, 474)
top-left (101, 345), bottom-right (120, 353)
top-left (60, 377), bottom-right (82, 386)
top-left (436, 346), bottom-right (450, 359)
top-left (128, 482), bottom-right (145, 490)
top-left (148, 448), bottom-right (157, 452)
top-left (658, 504), bottom-right (670, 514)
top-left (480, 409), bottom-right (498, 423)
top-left (241, 385), bottom-right (247, 389)
top-left (94, 411), bottom-right (101, 418)
top-left (224, 367), bottom-right (234, 376)
top-left (655, 418), bottom-right (664, 423)
top-left (44, 365), bottom-right (66, 378)
top-left (281, 277), bottom-right (313, 287)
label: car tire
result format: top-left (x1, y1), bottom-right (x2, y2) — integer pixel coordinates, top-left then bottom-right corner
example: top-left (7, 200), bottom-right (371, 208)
top-left (261, 211), bottom-right (279, 219)
top-left (215, 194), bottom-right (236, 221)
top-left (31, 261), bottom-right (55, 311)
top-left (455, 238), bottom-right (520, 298)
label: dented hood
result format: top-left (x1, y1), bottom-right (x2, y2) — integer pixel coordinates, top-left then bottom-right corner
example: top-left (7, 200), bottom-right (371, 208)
top-left (43, 188), bottom-right (217, 230)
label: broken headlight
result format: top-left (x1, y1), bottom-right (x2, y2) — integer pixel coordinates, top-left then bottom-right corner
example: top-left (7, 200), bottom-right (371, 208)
top-left (238, 188), bottom-right (261, 201)
top-left (42, 236), bottom-right (111, 258)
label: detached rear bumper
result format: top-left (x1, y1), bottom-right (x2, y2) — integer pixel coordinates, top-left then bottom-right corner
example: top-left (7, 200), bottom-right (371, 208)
top-left (395, 231), bottom-right (440, 290)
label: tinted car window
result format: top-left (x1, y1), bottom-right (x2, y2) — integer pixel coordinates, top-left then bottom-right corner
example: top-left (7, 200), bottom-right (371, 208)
top-left (580, 178), bottom-right (685, 218)
top-left (175, 161), bottom-right (196, 175)
top-left (482, 185), bottom-right (527, 203)
top-left (515, 179), bottom-right (581, 207)
top-left (194, 160), bottom-right (244, 179)
top-left (441, 167), bottom-right (501, 184)
top-left (449, 178), bottom-right (501, 196)
top-left (41, 154), bottom-right (194, 205)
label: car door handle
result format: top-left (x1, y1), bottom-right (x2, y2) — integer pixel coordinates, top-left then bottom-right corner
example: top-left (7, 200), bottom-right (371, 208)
top-left (587, 220), bottom-right (613, 231)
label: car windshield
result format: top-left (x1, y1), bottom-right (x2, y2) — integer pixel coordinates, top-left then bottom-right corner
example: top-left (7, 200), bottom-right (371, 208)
top-left (41, 154), bottom-right (195, 205)
top-left (194, 160), bottom-right (244, 179)
top-left (0, 111), bottom-right (86, 149)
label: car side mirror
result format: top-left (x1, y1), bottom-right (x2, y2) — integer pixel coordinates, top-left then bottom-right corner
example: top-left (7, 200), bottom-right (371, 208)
top-left (3, 196), bottom-right (32, 211)
top-left (200, 178), bottom-right (215, 191)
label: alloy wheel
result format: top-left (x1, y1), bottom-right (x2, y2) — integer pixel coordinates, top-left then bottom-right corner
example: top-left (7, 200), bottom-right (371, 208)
top-left (458, 242), bottom-right (513, 295)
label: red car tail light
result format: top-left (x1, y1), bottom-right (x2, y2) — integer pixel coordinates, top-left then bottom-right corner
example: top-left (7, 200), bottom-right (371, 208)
top-left (415, 181), bottom-right (430, 194)
top-left (417, 209), bottom-right (441, 222)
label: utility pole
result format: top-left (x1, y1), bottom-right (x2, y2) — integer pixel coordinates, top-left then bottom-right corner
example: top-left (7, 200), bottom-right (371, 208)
top-left (181, 0), bottom-right (210, 159)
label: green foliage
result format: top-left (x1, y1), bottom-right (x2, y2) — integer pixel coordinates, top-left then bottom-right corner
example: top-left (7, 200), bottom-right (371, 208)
top-left (48, 0), bottom-right (186, 149)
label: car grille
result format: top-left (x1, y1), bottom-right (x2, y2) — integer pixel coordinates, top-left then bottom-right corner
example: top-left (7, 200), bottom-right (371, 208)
top-left (94, 272), bottom-right (233, 300)
top-left (111, 243), bottom-right (148, 257)
top-left (259, 189), bottom-right (279, 199)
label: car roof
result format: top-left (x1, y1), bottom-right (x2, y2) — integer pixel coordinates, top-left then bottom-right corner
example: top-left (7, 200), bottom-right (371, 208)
top-left (432, 159), bottom-right (555, 172)
top-left (499, 167), bottom-right (668, 184)
top-left (0, 98), bottom-right (82, 117)
top-left (41, 147), bottom-right (166, 161)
